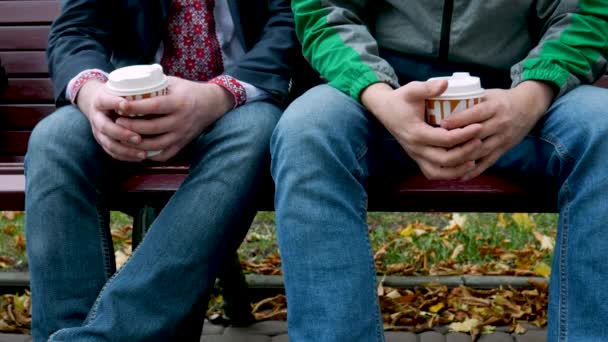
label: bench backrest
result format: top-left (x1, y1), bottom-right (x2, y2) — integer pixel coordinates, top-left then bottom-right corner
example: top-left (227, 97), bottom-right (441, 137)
top-left (0, 0), bottom-right (59, 163)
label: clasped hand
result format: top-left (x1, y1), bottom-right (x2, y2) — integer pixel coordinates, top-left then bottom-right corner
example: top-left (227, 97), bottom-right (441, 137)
top-left (362, 80), bottom-right (553, 181)
top-left (77, 76), bottom-right (234, 162)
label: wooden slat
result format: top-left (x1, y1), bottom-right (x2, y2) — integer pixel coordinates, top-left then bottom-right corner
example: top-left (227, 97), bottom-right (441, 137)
top-left (0, 160), bottom-right (556, 213)
top-left (1, 78), bottom-right (53, 103)
top-left (0, 26), bottom-right (50, 50)
top-left (368, 174), bottom-right (557, 213)
top-left (0, 51), bottom-right (48, 75)
top-left (0, 1), bottom-right (60, 24)
top-left (0, 131), bottom-right (28, 155)
top-left (0, 174), bottom-right (24, 211)
top-left (0, 104), bottom-right (54, 129)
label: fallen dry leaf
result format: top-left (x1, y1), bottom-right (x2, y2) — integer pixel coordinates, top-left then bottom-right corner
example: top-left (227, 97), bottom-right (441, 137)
top-left (533, 231), bottom-right (554, 251)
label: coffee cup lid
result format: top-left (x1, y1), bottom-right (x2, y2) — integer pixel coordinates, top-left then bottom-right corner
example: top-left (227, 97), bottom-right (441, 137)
top-left (428, 72), bottom-right (484, 99)
top-left (106, 64), bottom-right (168, 96)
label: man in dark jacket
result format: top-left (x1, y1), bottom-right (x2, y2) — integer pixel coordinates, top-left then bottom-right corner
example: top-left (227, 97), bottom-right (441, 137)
top-left (270, 1), bottom-right (608, 341)
top-left (25, 1), bottom-right (297, 341)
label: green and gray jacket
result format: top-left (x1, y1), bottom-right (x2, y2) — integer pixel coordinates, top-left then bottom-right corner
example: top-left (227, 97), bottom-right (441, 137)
top-left (293, 0), bottom-right (608, 100)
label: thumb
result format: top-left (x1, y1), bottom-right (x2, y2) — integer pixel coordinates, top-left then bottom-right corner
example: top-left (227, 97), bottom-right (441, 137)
top-left (400, 79), bottom-right (448, 102)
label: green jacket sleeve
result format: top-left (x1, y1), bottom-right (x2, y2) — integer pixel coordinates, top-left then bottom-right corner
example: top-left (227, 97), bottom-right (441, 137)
top-left (292, 0), bottom-right (399, 101)
top-left (511, 0), bottom-right (608, 97)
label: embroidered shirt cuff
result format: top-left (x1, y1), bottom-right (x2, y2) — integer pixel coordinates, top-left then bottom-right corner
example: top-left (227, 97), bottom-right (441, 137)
top-left (209, 75), bottom-right (247, 108)
top-left (67, 69), bottom-right (109, 104)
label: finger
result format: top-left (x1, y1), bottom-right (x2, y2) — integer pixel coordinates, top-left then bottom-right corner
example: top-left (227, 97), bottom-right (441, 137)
top-left (147, 144), bottom-right (180, 162)
top-left (459, 138), bottom-right (506, 181)
top-left (96, 133), bottom-right (146, 162)
top-left (94, 113), bottom-right (142, 144)
top-left (136, 132), bottom-right (177, 151)
top-left (440, 101), bottom-right (495, 130)
top-left (417, 158), bottom-right (477, 181)
top-left (413, 123), bottom-right (482, 148)
top-left (115, 115), bottom-right (175, 136)
top-left (119, 95), bottom-right (176, 116)
top-left (460, 152), bottom-right (500, 181)
top-left (399, 80), bottom-right (448, 102)
top-left (95, 91), bottom-right (126, 112)
top-left (418, 138), bottom-right (483, 167)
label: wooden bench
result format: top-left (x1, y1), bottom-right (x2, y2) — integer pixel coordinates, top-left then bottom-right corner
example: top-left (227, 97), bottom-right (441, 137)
top-left (2, 0), bottom-right (608, 326)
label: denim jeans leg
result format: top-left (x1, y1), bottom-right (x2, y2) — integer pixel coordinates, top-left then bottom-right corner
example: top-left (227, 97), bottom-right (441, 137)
top-left (271, 85), bottom-right (385, 342)
top-left (494, 85), bottom-right (608, 342)
top-left (48, 100), bottom-right (281, 341)
top-left (25, 106), bottom-right (116, 341)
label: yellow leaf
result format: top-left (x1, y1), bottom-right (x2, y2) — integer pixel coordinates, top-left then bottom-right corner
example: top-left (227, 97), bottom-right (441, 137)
top-left (512, 213), bottom-right (536, 230)
top-left (429, 302), bottom-right (444, 313)
top-left (400, 225), bottom-right (415, 237)
top-left (448, 318), bottom-right (480, 333)
top-left (533, 231), bottom-right (554, 251)
top-left (497, 213), bottom-right (509, 228)
top-left (115, 250), bottom-right (130, 270)
top-left (386, 290), bottom-right (401, 299)
top-left (448, 213), bottom-right (467, 228)
top-left (534, 262), bottom-right (551, 277)
top-left (482, 325), bottom-right (497, 335)
top-left (450, 244), bottom-right (465, 260)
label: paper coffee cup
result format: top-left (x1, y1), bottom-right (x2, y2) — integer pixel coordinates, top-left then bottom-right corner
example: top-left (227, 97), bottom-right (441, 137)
top-left (105, 64), bottom-right (169, 116)
top-left (425, 72), bottom-right (484, 126)
top-left (106, 64), bottom-right (168, 158)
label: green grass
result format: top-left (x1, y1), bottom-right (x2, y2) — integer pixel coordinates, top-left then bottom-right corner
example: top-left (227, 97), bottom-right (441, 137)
top-left (0, 212), bottom-right (27, 271)
top-left (0, 211), bottom-right (557, 276)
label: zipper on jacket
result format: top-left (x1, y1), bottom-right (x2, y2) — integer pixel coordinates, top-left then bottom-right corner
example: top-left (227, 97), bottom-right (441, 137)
top-left (438, 0), bottom-right (454, 62)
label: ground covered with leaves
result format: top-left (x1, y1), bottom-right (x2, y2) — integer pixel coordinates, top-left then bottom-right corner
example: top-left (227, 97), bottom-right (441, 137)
top-left (0, 211), bottom-right (556, 337)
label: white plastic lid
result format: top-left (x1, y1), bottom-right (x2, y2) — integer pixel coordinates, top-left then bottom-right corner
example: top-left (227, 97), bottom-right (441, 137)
top-left (428, 72), bottom-right (484, 99)
top-left (105, 64), bottom-right (168, 96)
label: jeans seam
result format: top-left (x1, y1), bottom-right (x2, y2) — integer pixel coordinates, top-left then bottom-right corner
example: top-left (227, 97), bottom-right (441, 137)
top-left (79, 220), bottom-right (154, 327)
top-left (557, 181), bottom-right (570, 342)
top-left (538, 133), bottom-right (575, 164)
top-left (362, 212), bottom-right (384, 341)
top-left (354, 144), bottom-right (383, 340)
top-left (95, 200), bottom-right (114, 279)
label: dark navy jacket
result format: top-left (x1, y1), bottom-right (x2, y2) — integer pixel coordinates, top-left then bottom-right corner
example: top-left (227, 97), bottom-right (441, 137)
top-left (48, 0), bottom-right (298, 106)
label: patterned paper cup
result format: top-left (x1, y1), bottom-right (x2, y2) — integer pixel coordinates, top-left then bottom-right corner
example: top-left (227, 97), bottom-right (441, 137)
top-left (425, 72), bottom-right (484, 126)
top-left (105, 64), bottom-right (169, 116)
top-left (105, 64), bottom-right (169, 157)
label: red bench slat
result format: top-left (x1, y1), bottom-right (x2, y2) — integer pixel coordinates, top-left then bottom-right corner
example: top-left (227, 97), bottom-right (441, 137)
top-left (0, 131), bottom-right (29, 155)
top-left (0, 51), bottom-right (48, 75)
top-left (0, 105), bottom-right (53, 130)
top-left (0, 26), bottom-right (50, 50)
top-left (0, 1), bottom-right (60, 24)
top-left (1, 78), bottom-right (53, 103)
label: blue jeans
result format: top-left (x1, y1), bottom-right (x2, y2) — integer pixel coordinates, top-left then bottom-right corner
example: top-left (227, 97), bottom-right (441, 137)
top-left (25, 101), bottom-right (281, 341)
top-left (270, 84), bottom-right (608, 342)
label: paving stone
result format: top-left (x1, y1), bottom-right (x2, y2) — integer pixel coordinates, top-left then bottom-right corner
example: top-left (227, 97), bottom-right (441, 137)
top-left (269, 333), bottom-right (289, 342)
top-left (515, 330), bottom-right (546, 342)
top-left (420, 330), bottom-right (447, 342)
top-left (202, 335), bottom-right (270, 342)
top-left (0, 335), bottom-right (32, 342)
top-left (478, 332), bottom-right (513, 342)
top-left (446, 332), bottom-right (473, 342)
top-left (0, 321), bottom-right (548, 342)
top-left (202, 321), bottom-right (226, 335)
top-left (385, 331), bottom-right (418, 342)
top-left (223, 321), bottom-right (287, 337)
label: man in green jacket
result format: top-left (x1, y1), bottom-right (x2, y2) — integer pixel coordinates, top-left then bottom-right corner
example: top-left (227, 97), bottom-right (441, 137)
top-left (270, 1), bottom-right (608, 341)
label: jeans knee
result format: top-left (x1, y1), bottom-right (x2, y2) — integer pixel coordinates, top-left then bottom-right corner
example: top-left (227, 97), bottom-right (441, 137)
top-left (547, 86), bottom-right (608, 155)
top-left (271, 85), bottom-right (366, 165)
top-left (27, 106), bottom-right (94, 162)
